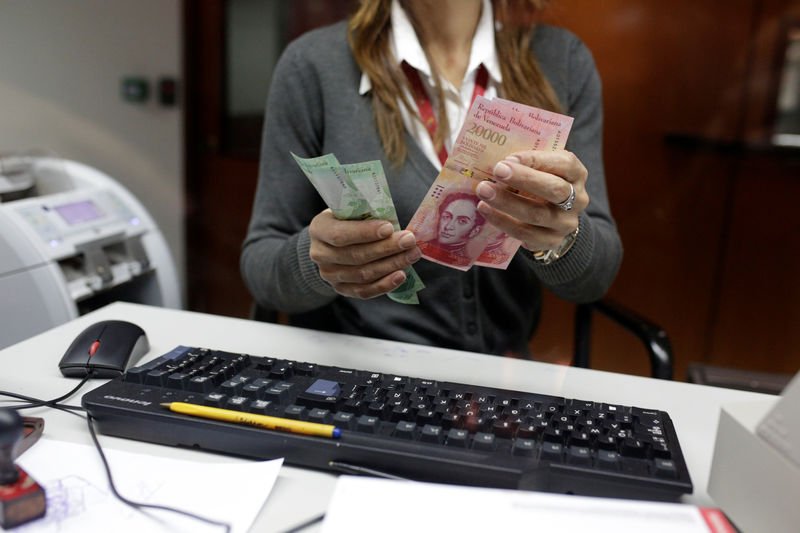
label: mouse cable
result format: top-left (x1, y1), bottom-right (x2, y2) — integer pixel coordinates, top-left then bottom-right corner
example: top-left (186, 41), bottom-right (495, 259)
top-left (1, 389), bottom-right (232, 533)
top-left (85, 413), bottom-right (232, 533)
top-left (0, 373), bottom-right (93, 410)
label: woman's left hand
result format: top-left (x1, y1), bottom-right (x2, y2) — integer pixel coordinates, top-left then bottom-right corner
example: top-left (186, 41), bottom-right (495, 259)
top-left (474, 149), bottom-right (589, 252)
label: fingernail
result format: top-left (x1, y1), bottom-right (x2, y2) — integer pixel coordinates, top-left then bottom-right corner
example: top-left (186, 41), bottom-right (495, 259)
top-left (493, 161), bottom-right (512, 180)
top-left (377, 223), bottom-right (394, 238)
top-left (392, 271), bottom-right (406, 286)
top-left (399, 232), bottom-right (416, 249)
top-left (505, 155), bottom-right (520, 164)
top-left (406, 247), bottom-right (421, 262)
top-left (476, 182), bottom-right (496, 201)
top-left (477, 201), bottom-right (492, 216)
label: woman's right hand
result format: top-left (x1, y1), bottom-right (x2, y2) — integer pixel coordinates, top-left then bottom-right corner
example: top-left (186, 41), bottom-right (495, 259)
top-left (309, 209), bottom-right (421, 299)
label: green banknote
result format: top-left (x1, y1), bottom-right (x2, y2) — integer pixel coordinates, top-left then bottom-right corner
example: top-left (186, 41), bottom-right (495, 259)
top-left (343, 160), bottom-right (425, 304)
top-left (292, 153), bottom-right (424, 304)
top-left (291, 153), bottom-right (370, 219)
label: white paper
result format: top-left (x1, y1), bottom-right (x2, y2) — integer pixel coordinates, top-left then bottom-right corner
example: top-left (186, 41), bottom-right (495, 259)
top-left (321, 476), bottom-right (728, 533)
top-left (13, 438), bottom-right (283, 533)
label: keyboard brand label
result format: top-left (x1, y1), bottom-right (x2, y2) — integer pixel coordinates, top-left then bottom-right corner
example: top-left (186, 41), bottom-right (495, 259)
top-left (103, 395), bottom-right (152, 407)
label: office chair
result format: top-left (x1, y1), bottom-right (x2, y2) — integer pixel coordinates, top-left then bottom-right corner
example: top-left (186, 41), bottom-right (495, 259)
top-left (251, 297), bottom-right (675, 380)
top-left (573, 299), bottom-right (674, 380)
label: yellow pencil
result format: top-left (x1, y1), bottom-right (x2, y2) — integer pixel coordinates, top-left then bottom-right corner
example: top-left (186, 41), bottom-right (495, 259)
top-left (161, 402), bottom-right (342, 438)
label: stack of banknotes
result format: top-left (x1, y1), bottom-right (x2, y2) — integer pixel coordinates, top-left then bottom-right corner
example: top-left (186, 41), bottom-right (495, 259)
top-left (292, 153), bottom-right (425, 305)
top-left (292, 97), bottom-right (573, 303)
top-left (406, 95), bottom-right (574, 271)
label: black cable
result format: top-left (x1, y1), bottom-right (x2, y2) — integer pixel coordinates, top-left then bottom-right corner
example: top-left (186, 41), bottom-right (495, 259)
top-left (0, 374), bottom-right (92, 410)
top-left (328, 461), bottom-right (410, 481)
top-left (2, 386), bottom-right (231, 533)
top-left (85, 413), bottom-right (232, 533)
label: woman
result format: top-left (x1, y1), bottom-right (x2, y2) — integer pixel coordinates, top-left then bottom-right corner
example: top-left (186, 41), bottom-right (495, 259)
top-left (241, 0), bottom-right (622, 357)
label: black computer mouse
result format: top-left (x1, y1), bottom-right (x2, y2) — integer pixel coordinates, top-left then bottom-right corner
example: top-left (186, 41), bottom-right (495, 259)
top-left (59, 320), bottom-right (149, 378)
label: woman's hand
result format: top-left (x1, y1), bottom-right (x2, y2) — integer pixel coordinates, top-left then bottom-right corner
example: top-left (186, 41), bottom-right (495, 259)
top-left (474, 150), bottom-right (589, 252)
top-left (308, 209), bottom-right (421, 299)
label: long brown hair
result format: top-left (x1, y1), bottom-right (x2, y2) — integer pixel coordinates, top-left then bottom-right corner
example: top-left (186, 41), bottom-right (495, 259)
top-left (347, 0), bottom-right (561, 165)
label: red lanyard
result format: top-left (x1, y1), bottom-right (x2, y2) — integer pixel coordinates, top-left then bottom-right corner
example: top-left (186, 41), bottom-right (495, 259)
top-left (402, 61), bottom-right (489, 166)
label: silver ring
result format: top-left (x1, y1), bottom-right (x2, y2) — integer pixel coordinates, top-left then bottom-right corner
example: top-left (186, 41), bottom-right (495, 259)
top-left (556, 183), bottom-right (575, 211)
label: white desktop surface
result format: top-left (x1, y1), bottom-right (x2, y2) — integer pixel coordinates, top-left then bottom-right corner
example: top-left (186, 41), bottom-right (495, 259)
top-left (0, 302), bottom-right (772, 532)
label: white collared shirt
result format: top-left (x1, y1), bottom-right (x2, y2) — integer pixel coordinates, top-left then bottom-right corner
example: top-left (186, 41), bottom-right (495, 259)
top-left (358, 0), bottom-right (502, 170)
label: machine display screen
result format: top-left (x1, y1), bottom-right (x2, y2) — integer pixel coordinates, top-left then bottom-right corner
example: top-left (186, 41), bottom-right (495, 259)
top-left (54, 200), bottom-right (103, 225)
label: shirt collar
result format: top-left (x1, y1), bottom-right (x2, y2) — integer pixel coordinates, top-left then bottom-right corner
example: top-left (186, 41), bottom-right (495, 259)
top-left (358, 0), bottom-right (501, 95)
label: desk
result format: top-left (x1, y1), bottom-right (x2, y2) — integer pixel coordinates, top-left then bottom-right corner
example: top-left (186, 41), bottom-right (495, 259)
top-left (0, 302), bottom-right (772, 531)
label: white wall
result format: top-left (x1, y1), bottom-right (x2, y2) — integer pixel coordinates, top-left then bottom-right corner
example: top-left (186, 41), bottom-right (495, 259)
top-left (0, 0), bottom-right (185, 301)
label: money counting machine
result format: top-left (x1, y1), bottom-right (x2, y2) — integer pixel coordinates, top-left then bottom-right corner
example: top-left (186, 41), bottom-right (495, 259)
top-left (0, 156), bottom-right (180, 349)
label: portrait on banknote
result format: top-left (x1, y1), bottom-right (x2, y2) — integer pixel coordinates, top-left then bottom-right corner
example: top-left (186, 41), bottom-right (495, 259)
top-left (413, 185), bottom-right (490, 269)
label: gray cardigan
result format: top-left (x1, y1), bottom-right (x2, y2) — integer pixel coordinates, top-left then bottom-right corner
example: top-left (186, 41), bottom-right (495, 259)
top-left (241, 21), bottom-right (622, 357)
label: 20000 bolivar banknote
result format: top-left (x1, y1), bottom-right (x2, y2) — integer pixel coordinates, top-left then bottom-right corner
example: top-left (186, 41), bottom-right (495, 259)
top-left (472, 97), bottom-right (573, 268)
top-left (292, 153), bottom-right (424, 304)
top-left (407, 96), bottom-right (574, 270)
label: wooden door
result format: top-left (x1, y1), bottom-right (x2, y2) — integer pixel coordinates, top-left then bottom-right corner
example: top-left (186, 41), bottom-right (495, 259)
top-left (183, 0), bottom-right (355, 318)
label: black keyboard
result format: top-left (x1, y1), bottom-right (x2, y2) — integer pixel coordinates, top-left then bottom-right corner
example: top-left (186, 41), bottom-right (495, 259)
top-left (81, 346), bottom-right (693, 501)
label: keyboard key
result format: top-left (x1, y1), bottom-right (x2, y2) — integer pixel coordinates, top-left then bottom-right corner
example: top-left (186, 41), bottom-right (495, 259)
top-left (251, 378), bottom-right (273, 389)
top-left (567, 446), bottom-right (592, 466)
top-left (568, 431), bottom-right (592, 447)
top-left (188, 376), bottom-right (214, 393)
top-left (264, 386), bottom-right (290, 403)
top-left (166, 372), bottom-right (190, 389)
top-left (294, 362), bottom-right (316, 376)
top-left (542, 427), bottom-right (565, 444)
top-left (367, 401), bottom-right (389, 418)
top-left (379, 375), bottom-right (406, 387)
top-left (540, 442), bottom-right (563, 462)
top-left (653, 458), bottom-right (678, 479)
top-left (616, 414), bottom-right (634, 428)
top-left (419, 425), bottom-right (444, 444)
top-left (241, 383), bottom-right (266, 399)
top-left (600, 403), bottom-right (625, 416)
top-left (123, 366), bottom-right (149, 384)
top-left (491, 418), bottom-right (516, 438)
top-left (226, 396), bottom-right (249, 411)
top-left (596, 449), bottom-right (620, 470)
top-left (572, 399), bottom-right (595, 411)
top-left (620, 438), bottom-right (647, 458)
top-left (332, 411), bottom-right (356, 430)
top-left (445, 428), bottom-right (469, 448)
top-left (308, 408), bottom-right (332, 424)
top-left (284, 405), bottom-right (307, 420)
top-left (518, 398), bottom-right (541, 411)
top-left (440, 413), bottom-right (460, 430)
top-left (650, 442), bottom-right (672, 459)
top-left (342, 399), bottom-right (366, 415)
top-left (390, 406), bottom-right (414, 422)
top-left (248, 400), bottom-right (271, 414)
top-left (145, 369), bottom-right (170, 386)
top-left (220, 379), bottom-right (246, 395)
top-left (296, 392), bottom-right (339, 410)
top-left (356, 415), bottom-right (380, 434)
top-left (472, 432), bottom-right (496, 452)
top-left (512, 438), bottom-right (536, 457)
top-left (203, 392), bottom-right (226, 407)
top-left (393, 421), bottom-right (416, 439)
top-left (269, 363), bottom-right (293, 380)
top-left (305, 379), bottom-right (340, 397)
top-left (416, 409), bottom-right (439, 426)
